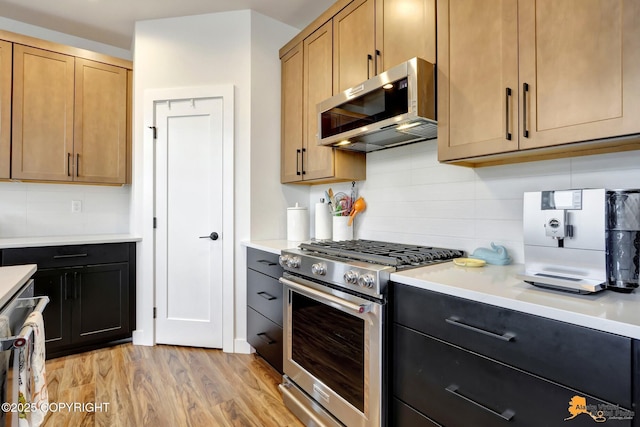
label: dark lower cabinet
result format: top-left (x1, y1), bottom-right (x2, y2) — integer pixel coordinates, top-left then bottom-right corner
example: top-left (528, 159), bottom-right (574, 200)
top-left (2, 242), bottom-right (135, 358)
top-left (31, 268), bottom-right (72, 350)
top-left (246, 247), bottom-right (284, 373)
top-left (390, 283), bottom-right (636, 427)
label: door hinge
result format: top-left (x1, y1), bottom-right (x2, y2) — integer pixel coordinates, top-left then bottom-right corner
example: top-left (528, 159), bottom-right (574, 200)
top-left (153, 217), bottom-right (157, 229)
top-left (153, 307), bottom-right (157, 319)
top-left (148, 126), bottom-right (157, 139)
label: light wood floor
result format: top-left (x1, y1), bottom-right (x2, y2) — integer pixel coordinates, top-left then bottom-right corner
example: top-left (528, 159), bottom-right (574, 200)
top-left (42, 343), bottom-right (304, 427)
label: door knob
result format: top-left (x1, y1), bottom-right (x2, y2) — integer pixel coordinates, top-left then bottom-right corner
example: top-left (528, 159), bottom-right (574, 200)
top-left (199, 232), bottom-right (219, 240)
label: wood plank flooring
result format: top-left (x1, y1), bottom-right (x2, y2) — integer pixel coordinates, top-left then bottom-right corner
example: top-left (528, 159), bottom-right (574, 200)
top-left (41, 343), bottom-right (304, 427)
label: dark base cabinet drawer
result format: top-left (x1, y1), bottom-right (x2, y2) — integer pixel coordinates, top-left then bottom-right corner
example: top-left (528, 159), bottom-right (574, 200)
top-left (247, 307), bottom-right (283, 373)
top-left (2, 243), bottom-right (130, 268)
top-left (393, 398), bottom-right (441, 427)
top-left (247, 248), bottom-right (283, 279)
top-left (394, 324), bottom-right (633, 427)
top-left (393, 284), bottom-right (632, 406)
top-left (247, 269), bottom-right (283, 326)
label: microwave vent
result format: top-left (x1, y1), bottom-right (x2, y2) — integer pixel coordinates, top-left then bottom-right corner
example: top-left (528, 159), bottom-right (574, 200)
top-left (397, 122), bottom-right (438, 139)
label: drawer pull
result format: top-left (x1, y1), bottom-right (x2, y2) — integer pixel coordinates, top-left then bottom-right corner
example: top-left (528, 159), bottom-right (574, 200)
top-left (257, 260), bottom-right (277, 267)
top-left (257, 291), bottom-right (277, 301)
top-left (445, 384), bottom-right (515, 421)
top-left (53, 253), bottom-right (88, 259)
top-left (256, 332), bottom-right (275, 345)
top-left (446, 317), bottom-right (516, 342)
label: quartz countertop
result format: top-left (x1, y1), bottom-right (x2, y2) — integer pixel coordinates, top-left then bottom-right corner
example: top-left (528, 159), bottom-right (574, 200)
top-left (390, 262), bottom-right (640, 340)
top-left (242, 240), bottom-right (305, 255)
top-left (0, 264), bottom-right (37, 308)
top-left (0, 234), bottom-right (141, 249)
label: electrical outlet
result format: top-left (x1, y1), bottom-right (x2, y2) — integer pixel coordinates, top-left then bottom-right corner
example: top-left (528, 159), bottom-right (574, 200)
top-left (71, 200), bottom-right (82, 213)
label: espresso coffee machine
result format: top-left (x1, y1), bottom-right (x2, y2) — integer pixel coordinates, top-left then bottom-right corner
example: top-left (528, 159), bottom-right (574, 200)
top-left (518, 189), bottom-right (639, 294)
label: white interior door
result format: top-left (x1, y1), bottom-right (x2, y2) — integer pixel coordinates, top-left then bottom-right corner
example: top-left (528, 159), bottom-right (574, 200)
top-left (155, 97), bottom-right (223, 347)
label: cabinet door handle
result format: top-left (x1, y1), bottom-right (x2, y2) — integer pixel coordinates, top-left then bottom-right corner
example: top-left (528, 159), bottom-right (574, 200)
top-left (296, 149), bottom-right (301, 176)
top-left (76, 153), bottom-right (80, 177)
top-left (257, 260), bottom-right (277, 267)
top-left (63, 272), bottom-right (69, 300)
top-left (445, 317), bottom-right (516, 342)
top-left (256, 332), bottom-right (275, 345)
top-left (523, 82), bottom-right (530, 138)
top-left (445, 384), bottom-right (515, 421)
top-left (505, 87), bottom-right (512, 141)
top-left (301, 148), bottom-right (306, 175)
top-left (367, 54), bottom-right (373, 79)
top-left (53, 253), bottom-right (88, 259)
top-left (375, 49), bottom-right (381, 75)
top-left (74, 271), bottom-right (80, 300)
top-left (257, 291), bottom-right (276, 301)
top-left (67, 153), bottom-right (72, 177)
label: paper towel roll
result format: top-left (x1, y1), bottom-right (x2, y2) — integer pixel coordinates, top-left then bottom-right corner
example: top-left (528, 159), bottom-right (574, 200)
top-left (287, 204), bottom-right (309, 241)
top-left (315, 202), bottom-right (332, 240)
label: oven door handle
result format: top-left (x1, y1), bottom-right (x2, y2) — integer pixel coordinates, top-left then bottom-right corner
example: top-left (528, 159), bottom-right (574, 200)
top-left (279, 277), bottom-right (372, 314)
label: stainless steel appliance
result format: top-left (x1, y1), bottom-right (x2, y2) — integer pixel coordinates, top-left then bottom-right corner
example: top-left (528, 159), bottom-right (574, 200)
top-left (518, 188), bottom-right (639, 294)
top-left (278, 240), bottom-right (463, 427)
top-left (0, 279), bottom-right (49, 427)
top-left (606, 189), bottom-right (640, 291)
top-left (317, 57), bottom-right (436, 152)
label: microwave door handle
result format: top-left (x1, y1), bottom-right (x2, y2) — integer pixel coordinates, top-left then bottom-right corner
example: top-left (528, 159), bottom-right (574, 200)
top-left (279, 277), bottom-right (372, 315)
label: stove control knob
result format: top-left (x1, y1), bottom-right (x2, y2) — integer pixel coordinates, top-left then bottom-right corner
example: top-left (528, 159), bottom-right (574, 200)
top-left (358, 274), bottom-right (376, 288)
top-left (311, 263), bottom-right (327, 276)
top-left (287, 256), bottom-right (301, 269)
top-left (344, 270), bottom-right (359, 284)
top-left (278, 255), bottom-right (289, 268)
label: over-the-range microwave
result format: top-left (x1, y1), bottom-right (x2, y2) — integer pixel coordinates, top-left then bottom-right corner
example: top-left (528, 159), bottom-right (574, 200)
top-left (316, 57), bottom-right (436, 152)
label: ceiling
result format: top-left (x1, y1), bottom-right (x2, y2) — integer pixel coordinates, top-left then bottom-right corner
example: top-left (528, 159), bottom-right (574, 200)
top-left (0, 0), bottom-right (336, 49)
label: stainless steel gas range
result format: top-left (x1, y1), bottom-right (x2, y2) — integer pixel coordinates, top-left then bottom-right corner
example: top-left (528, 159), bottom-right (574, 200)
top-left (278, 240), bottom-right (463, 427)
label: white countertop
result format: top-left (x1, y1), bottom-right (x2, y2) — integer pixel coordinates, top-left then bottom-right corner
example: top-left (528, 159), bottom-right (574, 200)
top-left (391, 262), bottom-right (640, 340)
top-left (0, 264), bottom-right (37, 308)
top-left (0, 234), bottom-right (141, 249)
top-left (242, 239), bottom-right (304, 255)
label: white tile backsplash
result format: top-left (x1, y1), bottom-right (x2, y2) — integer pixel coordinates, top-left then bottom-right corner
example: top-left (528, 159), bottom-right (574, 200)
top-left (310, 141), bottom-right (640, 264)
top-left (0, 182), bottom-right (130, 238)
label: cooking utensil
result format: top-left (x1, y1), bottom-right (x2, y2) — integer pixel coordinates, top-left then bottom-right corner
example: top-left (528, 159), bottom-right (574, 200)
top-left (333, 192), bottom-right (351, 216)
top-left (348, 197), bottom-right (366, 226)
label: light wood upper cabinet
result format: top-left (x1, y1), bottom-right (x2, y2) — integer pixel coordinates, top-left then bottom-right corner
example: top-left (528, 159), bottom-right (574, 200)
top-left (303, 22), bottom-right (336, 181)
top-left (377, 0), bottom-right (436, 70)
top-left (0, 40), bottom-right (11, 179)
top-left (11, 44), bottom-right (129, 184)
top-left (74, 59), bottom-right (127, 184)
top-left (438, 0), bottom-right (640, 164)
top-left (12, 45), bottom-right (75, 181)
top-left (334, 0), bottom-right (436, 93)
top-left (334, 0), bottom-right (376, 93)
top-left (281, 23), bottom-right (366, 184)
top-left (518, 0), bottom-right (640, 150)
top-left (437, 0), bottom-right (519, 161)
top-left (281, 43), bottom-right (304, 183)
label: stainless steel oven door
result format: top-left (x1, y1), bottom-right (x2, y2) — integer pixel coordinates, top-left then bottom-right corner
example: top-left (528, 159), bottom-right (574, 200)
top-left (280, 273), bottom-right (382, 427)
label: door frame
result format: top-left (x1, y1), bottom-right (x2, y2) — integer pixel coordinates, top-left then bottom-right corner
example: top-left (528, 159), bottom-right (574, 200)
top-left (141, 85), bottom-right (235, 352)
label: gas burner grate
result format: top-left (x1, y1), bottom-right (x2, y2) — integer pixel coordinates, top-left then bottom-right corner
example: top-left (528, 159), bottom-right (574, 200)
top-left (299, 240), bottom-right (464, 267)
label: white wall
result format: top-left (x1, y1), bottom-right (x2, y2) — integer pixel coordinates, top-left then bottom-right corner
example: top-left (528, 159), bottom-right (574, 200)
top-left (310, 142), bottom-right (640, 263)
top-left (0, 16), bottom-right (131, 60)
top-left (132, 10), bottom-right (301, 350)
top-left (250, 15), bottom-right (307, 241)
top-left (0, 183), bottom-right (130, 237)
